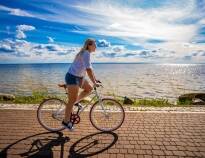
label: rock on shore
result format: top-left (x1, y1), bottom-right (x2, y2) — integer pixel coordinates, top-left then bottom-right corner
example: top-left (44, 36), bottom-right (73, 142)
top-left (179, 93), bottom-right (205, 105)
top-left (0, 93), bottom-right (15, 101)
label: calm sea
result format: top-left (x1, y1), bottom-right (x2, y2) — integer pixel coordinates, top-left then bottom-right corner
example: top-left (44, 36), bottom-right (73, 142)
top-left (0, 63), bottom-right (204, 101)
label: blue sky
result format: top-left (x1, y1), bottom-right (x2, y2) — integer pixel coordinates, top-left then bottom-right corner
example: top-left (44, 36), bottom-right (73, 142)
top-left (0, 0), bottom-right (205, 63)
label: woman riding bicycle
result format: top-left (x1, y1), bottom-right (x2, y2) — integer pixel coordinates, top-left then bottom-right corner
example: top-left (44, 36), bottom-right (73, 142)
top-left (62, 38), bottom-right (100, 130)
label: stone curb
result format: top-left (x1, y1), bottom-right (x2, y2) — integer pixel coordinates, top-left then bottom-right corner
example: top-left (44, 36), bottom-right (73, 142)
top-left (1, 103), bottom-right (205, 112)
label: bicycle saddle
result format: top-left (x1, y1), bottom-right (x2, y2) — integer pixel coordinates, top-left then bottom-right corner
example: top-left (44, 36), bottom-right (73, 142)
top-left (58, 83), bottom-right (67, 88)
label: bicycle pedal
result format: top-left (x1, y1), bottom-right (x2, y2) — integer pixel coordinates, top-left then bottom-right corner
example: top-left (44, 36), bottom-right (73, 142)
top-left (78, 105), bottom-right (82, 110)
top-left (75, 103), bottom-right (83, 110)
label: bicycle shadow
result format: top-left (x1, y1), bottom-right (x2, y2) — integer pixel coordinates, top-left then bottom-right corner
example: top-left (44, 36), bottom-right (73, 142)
top-left (0, 131), bottom-right (69, 158)
top-left (69, 131), bottom-right (118, 158)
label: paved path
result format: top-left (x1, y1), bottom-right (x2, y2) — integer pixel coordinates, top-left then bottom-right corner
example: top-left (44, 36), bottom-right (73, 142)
top-left (0, 109), bottom-right (205, 158)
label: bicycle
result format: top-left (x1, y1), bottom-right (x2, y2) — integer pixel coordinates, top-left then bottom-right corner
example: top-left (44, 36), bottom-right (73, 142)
top-left (37, 83), bottom-right (125, 132)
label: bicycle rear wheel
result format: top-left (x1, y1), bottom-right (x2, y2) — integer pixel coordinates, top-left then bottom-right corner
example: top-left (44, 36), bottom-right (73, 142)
top-left (37, 98), bottom-right (66, 132)
top-left (90, 98), bottom-right (125, 131)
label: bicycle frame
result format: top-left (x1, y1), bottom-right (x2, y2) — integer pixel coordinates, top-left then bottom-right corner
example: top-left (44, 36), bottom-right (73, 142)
top-left (76, 87), bottom-right (104, 115)
top-left (55, 87), bottom-right (105, 117)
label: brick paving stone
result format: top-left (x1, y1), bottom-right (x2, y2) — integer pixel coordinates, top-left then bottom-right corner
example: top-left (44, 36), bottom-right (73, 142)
top-left (127, 149), bottom-right (134, 154)
top-left (140, 145), bottom-right (152, 150)
top-left (176, 145), bottom-right (186, 151)
top-left (125, 144), bottom-right (135, 149)
top-left (152, 150), bottom-right (165, 156)
top-left (116, 153), bottom-right (125, 158)
top-left (108, 154), bottom-right (117, 158)
top-left (164, 150), bottom-right (174, 156)
top-left (200, 151), bottom-right (205, 157)
top-left (165, 145), bottom-right (178, 151)
top-left (138, 155), bottom-right (145, 158)
top-left (0, 109), bottom-right (204, 158)
top-left (134, 149), bottom-right (147, 155)
top-left (185, 151), bottom-right (195, 157)
top-left (97, 153), bottom-right (110, 158)
top-left (120, 148), bottom-right (128, 154)
top-left (193, 151), bottom-right (204, 157)
top-left (124, 154), bottom-right (138, 158)
top-left (172, 150), bottom-right (186, 156)
top-left (145, 150), bottom-right (152, 155)
top-left (152, 145), bottom-right (161, 150)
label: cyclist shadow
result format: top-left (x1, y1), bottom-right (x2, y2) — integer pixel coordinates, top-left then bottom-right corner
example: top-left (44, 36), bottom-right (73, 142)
top-left (68, 131), bottom-right (118, 158)
top-left (0, 131), bottom-right (69, 158)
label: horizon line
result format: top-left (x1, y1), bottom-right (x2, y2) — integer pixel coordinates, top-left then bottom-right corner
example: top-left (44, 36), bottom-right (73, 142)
top-left (0, 62), bottom-right (205, 65)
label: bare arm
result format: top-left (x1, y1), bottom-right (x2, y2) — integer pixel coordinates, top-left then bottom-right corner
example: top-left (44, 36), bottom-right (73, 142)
top-left (86, 68), bottom-right (96, 84)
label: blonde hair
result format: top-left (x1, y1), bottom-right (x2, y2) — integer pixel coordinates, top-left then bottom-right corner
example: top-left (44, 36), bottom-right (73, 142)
top-left (75, 38), bottom-right (95, 59)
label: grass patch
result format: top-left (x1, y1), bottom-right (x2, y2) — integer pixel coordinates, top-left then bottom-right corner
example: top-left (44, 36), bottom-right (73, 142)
top-left (14, 91), bottom-right (49, 104)
top-left (133, 98), bottom-right (173, 107)
top-left (0, 90), bottom-right (63, 104)
top-left (101, 96), bottom-right (175, 107)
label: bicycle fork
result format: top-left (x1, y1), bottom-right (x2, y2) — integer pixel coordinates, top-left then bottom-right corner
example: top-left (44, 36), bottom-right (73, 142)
top-left (95, 89), bottom-right (109, 117)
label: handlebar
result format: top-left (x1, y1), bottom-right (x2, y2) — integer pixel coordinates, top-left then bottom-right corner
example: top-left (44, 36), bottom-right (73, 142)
top-left (94, 84), bottom-right (103, 89)
top-left (96, 80), bottom-right (102, 84)
top-left (93, 81), bottom-right (103, 90)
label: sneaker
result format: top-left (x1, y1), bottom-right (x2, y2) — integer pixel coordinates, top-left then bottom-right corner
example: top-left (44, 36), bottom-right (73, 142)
top-left (62, 121), bottom-right (74, 131)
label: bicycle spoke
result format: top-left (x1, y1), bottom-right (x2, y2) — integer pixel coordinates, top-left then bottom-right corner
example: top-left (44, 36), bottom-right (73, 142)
top-left (37, 98), bottom-right (66, 131)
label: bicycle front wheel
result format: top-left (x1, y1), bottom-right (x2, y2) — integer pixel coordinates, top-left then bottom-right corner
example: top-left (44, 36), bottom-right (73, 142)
top-left (90, 98), bottom-right (125, 131)
top-left (37, 98), bottom-right (66, 132)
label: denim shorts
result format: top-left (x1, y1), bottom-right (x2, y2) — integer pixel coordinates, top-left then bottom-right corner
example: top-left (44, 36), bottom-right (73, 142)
top-left (65, 72), bottom-right (83, 86)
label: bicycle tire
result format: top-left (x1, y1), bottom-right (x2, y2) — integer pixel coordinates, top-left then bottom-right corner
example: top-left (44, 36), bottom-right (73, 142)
top-left (89, 98), bottom-right (125, 131)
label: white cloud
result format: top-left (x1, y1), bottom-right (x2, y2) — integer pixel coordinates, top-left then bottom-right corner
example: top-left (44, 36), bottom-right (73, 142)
top-left (22, 0), bottom-right (200, 43)
top-left (0, 39), bottom-right (80, 63)
top-left (112, 45), bottom-right (124, 52)
top-left (16, 25), bottom-right (36, 39)
top-left (47, 36), bottom-right (54, 43)
top-left (96, 39), bottom-right (110, 47)
top-left (69, 0), bottom-right (200, 42)
top-left (160, 42), bottom-right (205, 56)
top-left (0, 5), bottom-right (34, 17)
top-left (143, 41), bottom-right (205, 63)
top-left (16, 30), bottom-right (26, 39)
top-left (199, 18), bottom-right (205, 25)
top-left (93, 39), bottom-right (205, 63)
top-left (0, 38), bottom-right (205, 63)
top-left (16, 25), bottom-right (36, 31)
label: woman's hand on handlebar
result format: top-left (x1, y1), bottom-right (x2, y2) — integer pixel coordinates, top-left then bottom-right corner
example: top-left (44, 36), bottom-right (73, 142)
top-left (94, 80), bottom-right (102, 88)
top-left (96, 80), bottom-right (102, 84)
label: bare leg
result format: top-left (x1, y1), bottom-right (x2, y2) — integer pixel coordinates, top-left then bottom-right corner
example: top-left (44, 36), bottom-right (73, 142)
top-left (64, 85), bottom-right (79, 123)
top-left (76, 80), bottom-right (93, 103)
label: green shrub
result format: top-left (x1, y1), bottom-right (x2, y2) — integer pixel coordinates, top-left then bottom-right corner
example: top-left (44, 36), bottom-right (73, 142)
top-left (177, 98), bottom-right (192, 105)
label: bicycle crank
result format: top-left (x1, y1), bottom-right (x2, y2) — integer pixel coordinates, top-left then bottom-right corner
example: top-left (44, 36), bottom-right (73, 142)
top-left (70, 113), bottom-right (80, 124)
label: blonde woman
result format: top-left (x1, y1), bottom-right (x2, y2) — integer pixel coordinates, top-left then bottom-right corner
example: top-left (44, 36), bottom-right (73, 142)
top-left (62, 38), bottom-right (100, 130)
